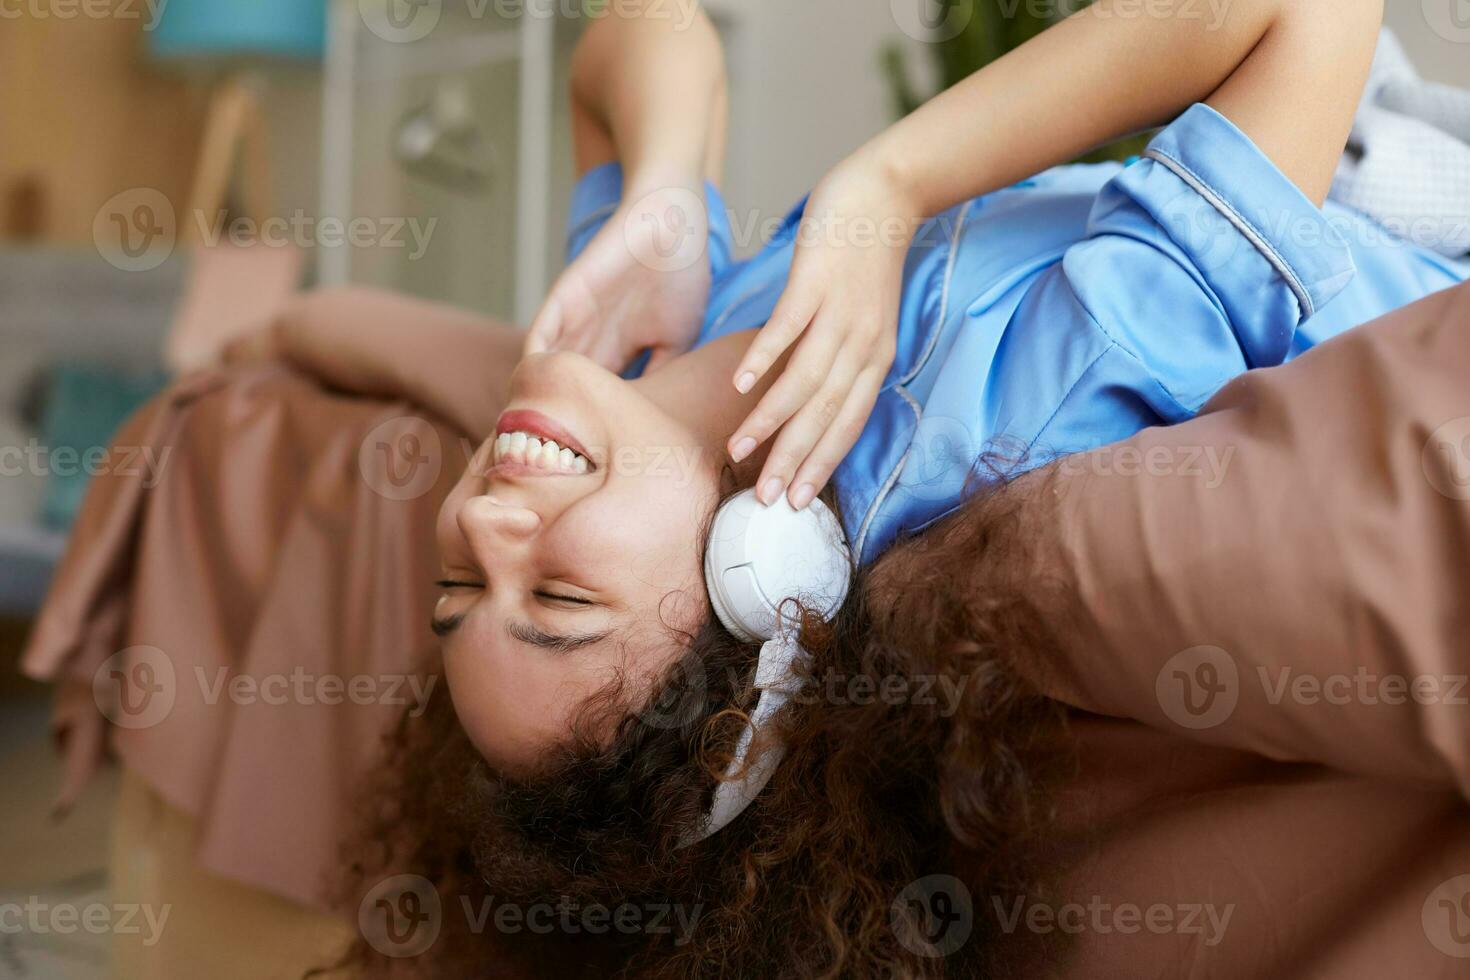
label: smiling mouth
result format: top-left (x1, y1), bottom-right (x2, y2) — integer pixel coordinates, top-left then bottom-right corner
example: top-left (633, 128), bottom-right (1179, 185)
top-left (491, 431), bottom-right (592, 474)
top-left (492, 409), bottom-right (596, 475)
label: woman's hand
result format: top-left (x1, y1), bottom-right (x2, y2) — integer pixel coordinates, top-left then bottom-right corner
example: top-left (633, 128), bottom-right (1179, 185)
top-left (727, 155), bottom-right (921, 509)
top-left (524, 178), bottom-right (712, 374)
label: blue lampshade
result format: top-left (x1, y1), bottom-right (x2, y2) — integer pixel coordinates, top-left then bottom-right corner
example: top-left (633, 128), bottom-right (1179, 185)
top-left (148, 0), bottom-right (327, 63)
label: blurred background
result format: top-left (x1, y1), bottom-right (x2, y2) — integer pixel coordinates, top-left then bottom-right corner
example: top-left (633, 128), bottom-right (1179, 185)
top-left (0, 1), bottom-right (1467, 976)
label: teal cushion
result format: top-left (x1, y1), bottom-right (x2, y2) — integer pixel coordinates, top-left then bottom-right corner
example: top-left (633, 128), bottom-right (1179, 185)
top-left (37, 364), bottom-right (169, 531)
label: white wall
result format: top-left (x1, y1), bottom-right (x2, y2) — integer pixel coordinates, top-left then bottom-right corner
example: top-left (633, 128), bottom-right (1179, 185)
top-left (1385, 3), bottom-right (1470, 87)
top-left (710, 0), bottom-right (923, 238)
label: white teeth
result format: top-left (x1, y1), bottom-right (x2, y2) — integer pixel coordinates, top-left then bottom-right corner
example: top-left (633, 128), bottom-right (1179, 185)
top-left (491, 430), bottom-right (592, 473)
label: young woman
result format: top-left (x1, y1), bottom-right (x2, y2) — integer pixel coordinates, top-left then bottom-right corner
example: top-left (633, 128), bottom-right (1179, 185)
top-left (267, 0), bottom-right (1469, 975)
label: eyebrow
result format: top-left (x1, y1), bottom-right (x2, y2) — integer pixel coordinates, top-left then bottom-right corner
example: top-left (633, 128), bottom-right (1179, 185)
top-left (429, 612), bottom-right (612, 653)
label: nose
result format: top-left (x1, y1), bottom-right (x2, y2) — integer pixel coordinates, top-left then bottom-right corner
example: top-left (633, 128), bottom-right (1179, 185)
top-left (458, 495), bottom-right (542, 555)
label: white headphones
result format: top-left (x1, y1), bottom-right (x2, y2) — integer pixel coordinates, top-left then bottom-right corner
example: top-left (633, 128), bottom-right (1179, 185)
top-left (682, 488), bottom-right (851, 845)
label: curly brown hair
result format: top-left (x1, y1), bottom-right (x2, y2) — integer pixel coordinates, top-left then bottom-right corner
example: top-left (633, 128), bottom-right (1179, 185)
top-left (321, 479), bottom-right (1072, 978)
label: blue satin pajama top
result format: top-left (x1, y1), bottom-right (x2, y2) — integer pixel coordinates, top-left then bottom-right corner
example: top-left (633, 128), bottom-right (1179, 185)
top-left (564, 103), bottom-right (1468, 564)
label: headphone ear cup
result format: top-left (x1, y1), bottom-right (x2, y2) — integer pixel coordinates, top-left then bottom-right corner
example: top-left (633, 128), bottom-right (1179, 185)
top-left (703, 489), bottom-right (851, 642)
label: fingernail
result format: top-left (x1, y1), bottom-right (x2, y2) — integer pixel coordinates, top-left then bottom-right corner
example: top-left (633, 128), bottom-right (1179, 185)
top-left (730, 436), bottom-right (756, 462)
top-left (760, 477), bottom-right (783, 504)
top-left (790, 483), bottom-right (816, 509)
top-left (735, 372), bottom-right (756, 394)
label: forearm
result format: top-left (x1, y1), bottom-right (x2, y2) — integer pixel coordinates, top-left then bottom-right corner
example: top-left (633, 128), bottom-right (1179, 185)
top-left (569, 0), bottom-right (725, 191)
top-left (274, 288), bottom-right (520, 438)
top-left (867, 0), bottom-right (1381, 214)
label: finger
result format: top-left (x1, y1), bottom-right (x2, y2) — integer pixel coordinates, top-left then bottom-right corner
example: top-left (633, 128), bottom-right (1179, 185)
top-left (524, 296), bottom-right (563, 356)
top-left (731, 289), bottom-right (819, 394)
top-left (727, 327), bottom-right (845, 465)
top-left (786, 367), bottom-right (885, 509)
top-left (751, 365), bottom-right (862, 506)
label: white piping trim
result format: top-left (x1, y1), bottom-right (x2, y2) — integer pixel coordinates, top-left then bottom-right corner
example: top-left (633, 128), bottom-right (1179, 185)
top-left (1143, 147), bottom-right (1316, 318)
top-left (899, 200), bottom-right (972, 388)
top-left (855, 201), bottom-right (972, 559)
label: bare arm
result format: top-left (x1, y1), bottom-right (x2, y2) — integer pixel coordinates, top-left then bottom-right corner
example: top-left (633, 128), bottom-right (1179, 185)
top-left (524, 0), bottom-right (730, 371)
top-left (566, 0), bottom-right (726, 185)
top-left (726, 0), bottom-right (1385, 512)
top-left (871, 0), bottom-right (1383, 211)
top-left (257, 287), bottom-right (522, 438)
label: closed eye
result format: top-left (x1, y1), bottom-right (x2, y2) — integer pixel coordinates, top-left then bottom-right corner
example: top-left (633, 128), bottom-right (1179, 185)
top-left (507, 620), bottom-right (613, 653)
top-left (534, 590), bottom-right (592, 607)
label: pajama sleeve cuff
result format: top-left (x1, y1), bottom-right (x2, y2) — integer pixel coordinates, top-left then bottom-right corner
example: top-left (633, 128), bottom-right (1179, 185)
top-left (1120, 103), bottom-right (1357, 363)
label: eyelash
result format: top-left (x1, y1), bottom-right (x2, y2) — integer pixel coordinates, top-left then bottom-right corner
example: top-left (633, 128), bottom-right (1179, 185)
top-left (536, 590), bottom-right (591, 606)
top-left (434, 581), bottom-right (590, 606)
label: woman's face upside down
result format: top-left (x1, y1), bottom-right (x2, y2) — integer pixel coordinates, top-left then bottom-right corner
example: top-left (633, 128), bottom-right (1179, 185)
top-left (433, 334), bottom-right (762, 772)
